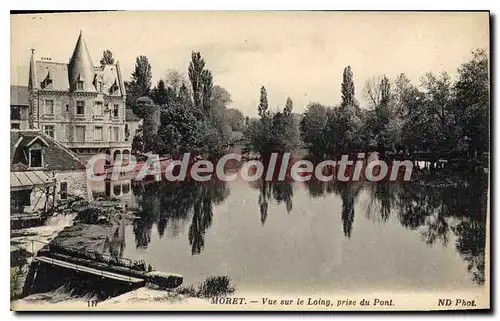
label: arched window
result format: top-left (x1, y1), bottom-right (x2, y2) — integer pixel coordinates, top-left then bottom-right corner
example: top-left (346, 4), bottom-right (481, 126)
top-left (122, 183), bottom-right (130, 195)
top-left (113, 150), bottom-right (121, 164)
top-left (113, 183), bottom-right (121, 196)
top-left (122, 150), bottom-right (130, 166)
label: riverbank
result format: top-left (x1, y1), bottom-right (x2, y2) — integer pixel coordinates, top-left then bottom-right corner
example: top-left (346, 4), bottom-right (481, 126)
top-left (11, 196), bottom-right (237, 306)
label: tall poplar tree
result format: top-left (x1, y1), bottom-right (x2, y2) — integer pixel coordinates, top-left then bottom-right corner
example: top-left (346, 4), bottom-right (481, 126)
top-left (258, 86), bottom-right (269, 118)
top-left (188, 52), bottom-right (206, 110)
top-left (341, 65), bottom-right (357, 108)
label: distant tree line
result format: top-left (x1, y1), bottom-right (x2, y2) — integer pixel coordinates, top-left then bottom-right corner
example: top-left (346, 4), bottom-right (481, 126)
top-left (112, 47), bottom-right (488, 160)
top-left (300, 49), bottom-right (489, 160)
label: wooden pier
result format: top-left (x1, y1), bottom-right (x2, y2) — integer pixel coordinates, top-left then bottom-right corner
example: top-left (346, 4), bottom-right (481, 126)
top-left (29, 239), bottom-right (183, 289)
top-left (34, 255), bottom-right (145, 284)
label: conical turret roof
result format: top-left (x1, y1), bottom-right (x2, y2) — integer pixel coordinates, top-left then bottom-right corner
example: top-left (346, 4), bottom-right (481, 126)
top-left (68, 31), bottom-right (95, 91)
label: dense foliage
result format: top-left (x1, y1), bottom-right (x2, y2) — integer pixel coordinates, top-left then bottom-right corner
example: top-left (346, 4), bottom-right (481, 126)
top-left (300, 49), bottom-right (489, 159)
top-left (244, 87), bottom-right (300, 156)
top-left (131, 52), bottom-right (235, 157)
top-left (126, 55), bottom-right (153, 113)
top-left (99, 49), bottom-right (114, 66)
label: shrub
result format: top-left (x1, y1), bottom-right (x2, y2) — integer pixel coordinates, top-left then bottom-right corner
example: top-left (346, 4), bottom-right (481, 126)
top-left (174, 275), bottom-right (236, 298)
top-left (197, 276), bottom-right (235, 298)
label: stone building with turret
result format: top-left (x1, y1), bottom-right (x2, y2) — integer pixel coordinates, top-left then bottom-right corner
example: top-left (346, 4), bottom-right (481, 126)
top-left (27, 31), bottom-right (130, 162)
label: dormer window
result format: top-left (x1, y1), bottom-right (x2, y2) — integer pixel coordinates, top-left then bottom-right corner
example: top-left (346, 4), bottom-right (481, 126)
top-left (29, 147), bottom-right (43, 168)
top-left (42, 79), bottom-right (53, 89)
top-left (25, 137), bottom-right (48, 168)
top-left (41, 71), bottom-right (53, 89)
top-left (77, 80), bottom-right (84, 91)
top-left (109, 79), bottom-right (119, 95)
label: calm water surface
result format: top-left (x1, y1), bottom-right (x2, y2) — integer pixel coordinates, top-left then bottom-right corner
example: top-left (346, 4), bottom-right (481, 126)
top-left (101, 167), bottom-right (487, 294)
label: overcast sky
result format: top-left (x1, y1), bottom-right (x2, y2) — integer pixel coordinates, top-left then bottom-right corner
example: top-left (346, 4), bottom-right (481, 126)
top-left (11, 11), bottom-right (489, 116)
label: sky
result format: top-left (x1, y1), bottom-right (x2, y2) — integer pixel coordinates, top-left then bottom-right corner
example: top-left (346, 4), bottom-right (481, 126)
top-left (11, 11), bottom-right (489, 117)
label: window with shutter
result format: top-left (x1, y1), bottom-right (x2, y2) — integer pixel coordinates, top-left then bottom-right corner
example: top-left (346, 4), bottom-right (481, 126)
top-left (75, 126), bottom-right (86, 141)
top-left (94, 126), bottom-right (103, 141)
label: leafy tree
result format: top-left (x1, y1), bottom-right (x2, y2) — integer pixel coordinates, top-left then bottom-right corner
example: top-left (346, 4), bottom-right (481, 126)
top-left (178, 83), bottom-right (193, 110)
top-left (419, 72), bottom-right (456, 153)
top-left (454, 48), bottom-right (489, 157)
top-left (100, 49), bottom-right (114, 65)
top-left (132, 97), bottom-right (160, 153)
top-left (245, 87), bottom-right (299, 156)
top-left (165, 69), bottom-right (188, 94)
top-left (150, 79), bottom-right (169, 106)
top-left (300, 103), bottom-right (330, 156)
top-left (334, 106), bottom-right (363, 155)
top-left (134, 52), bottom-right (232, 157)
top-left (155, 103), bottom-right (205, 157)
top-left (211, 86), bottom-right (232, 107)
top-left (127, 55), bottom-right (152, 112)
top-left (271, 110), bottom-right (299, 153)
top-left (363, 76), bottom-right (383, 108)
top-left (226, 108), bottom-right (245, 132)
top-left (299, 49), bottom-right (489, 163)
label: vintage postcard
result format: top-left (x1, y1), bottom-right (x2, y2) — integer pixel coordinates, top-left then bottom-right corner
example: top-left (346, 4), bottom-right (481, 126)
top-left (10, 11), bottom-right (490, 311)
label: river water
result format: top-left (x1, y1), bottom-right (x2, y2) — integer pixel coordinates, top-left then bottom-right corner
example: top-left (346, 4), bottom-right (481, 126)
top-left (96, 166), bottom-right (487, 294)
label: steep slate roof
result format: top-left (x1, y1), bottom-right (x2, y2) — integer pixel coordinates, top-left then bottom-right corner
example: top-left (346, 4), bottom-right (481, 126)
top-left (126, 109), bottom-right (141, 122)
top-left (95, 64), bottom-right (124, 97)
top-left (36, 61), bottom-right (70, 91)
top-left (68, 31), bottom-right (96, 92)
top-left (10, 130), bottom-right (86, 171)
top-left (31, 32), bottom-right (124, 95)
top-left (10, 85), bottom-right (29, 106)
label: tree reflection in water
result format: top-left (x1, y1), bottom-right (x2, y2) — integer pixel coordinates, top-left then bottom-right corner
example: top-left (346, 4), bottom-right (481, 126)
top-left (304, 167), bottom-right (487, 285)
top-left (129, 164), bottom-right (487, 285)
top-left (131, 179), bottom-right (229, 255)
top-left (304, 176), bottom-right (363, 238)
top-left (396, 169), bottom-right (488, 285)
top-left (252, 180), bottom-right (294, 225)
